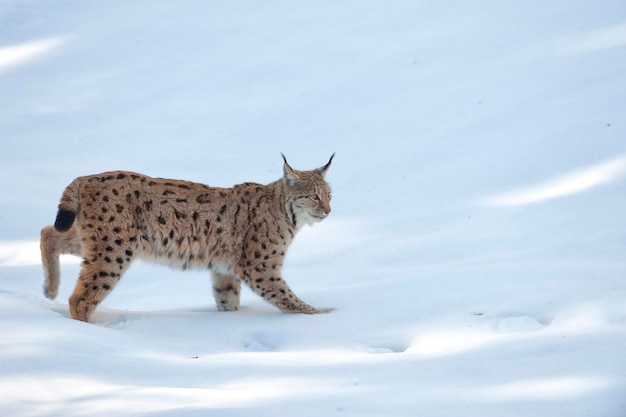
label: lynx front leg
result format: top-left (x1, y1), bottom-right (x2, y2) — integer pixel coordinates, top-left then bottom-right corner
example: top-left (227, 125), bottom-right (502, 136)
top-left (212, 273), bottom-right (242, 311)
top-left (242, 269), bottom-right (332, 314)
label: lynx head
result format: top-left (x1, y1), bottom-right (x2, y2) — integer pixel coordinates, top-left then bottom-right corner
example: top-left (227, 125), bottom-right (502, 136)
top-left (282, 153), bottom-right (334, 228)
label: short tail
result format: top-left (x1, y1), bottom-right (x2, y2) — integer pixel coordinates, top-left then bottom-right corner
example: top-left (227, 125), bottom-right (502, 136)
top-left (54, 178), bottom-right (81, 232)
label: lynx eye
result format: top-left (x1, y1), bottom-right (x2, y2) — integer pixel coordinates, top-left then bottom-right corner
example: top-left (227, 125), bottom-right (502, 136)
top-left (309, 194), bottom-right (321, 201)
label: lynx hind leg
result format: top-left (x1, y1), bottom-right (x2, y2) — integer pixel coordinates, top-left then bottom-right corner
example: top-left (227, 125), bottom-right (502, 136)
top-left (68, 237), bottom-right (136, 322)
top-left (69, 255), bottom-right (132, 322)
top-left (40, 225), bottom-right (82, 300)
top-left (212, 273), bottom-right (242, 311)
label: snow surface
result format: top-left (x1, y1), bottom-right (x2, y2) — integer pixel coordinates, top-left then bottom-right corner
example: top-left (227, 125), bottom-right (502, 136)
top-left (1, 1), bottom-right (626, 416)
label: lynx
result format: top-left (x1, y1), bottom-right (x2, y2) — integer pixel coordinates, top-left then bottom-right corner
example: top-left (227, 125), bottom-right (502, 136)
top-left (40, 154), bottom-right (334, 322)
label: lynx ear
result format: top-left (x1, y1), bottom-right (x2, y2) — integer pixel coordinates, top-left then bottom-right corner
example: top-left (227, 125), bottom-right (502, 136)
top-left (281, 153), bottom-right (300, 186)
top-left (316, 153), bottom-right (335, 177)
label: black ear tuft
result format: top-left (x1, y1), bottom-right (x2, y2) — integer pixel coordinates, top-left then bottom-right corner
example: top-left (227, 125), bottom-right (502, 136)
top-left (281, 153), bottom-right (300, 186)
top-left (317, 152), bottom-right (335, 177)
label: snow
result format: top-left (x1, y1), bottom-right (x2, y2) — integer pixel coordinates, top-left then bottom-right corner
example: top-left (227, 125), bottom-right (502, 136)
top-left (1, 1), bottom-right (626, 416)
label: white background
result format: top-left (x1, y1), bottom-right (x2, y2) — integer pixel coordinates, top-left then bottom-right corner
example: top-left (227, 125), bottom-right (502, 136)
top-left (1, 1), bottom-right (625, 416)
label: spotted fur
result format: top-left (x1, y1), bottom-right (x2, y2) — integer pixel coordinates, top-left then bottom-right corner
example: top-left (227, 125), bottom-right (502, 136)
top-left (40, 155), bottom-right (334, 322)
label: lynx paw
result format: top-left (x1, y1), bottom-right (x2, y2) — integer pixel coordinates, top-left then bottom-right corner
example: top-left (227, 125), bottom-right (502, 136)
top-left (43, 284), bottom-right (57, 300)
top-left (312, 307), bottom-right (334, 314)
top-left (282, 306), bottom-right (334, 314)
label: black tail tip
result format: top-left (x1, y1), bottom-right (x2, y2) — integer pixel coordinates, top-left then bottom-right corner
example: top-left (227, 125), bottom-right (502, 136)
top-left (54, 209), bottom-right (76, 232)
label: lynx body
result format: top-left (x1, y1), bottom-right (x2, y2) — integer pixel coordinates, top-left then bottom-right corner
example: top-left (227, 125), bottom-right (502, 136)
top-left (40, 155), bottom-right (334, 322)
